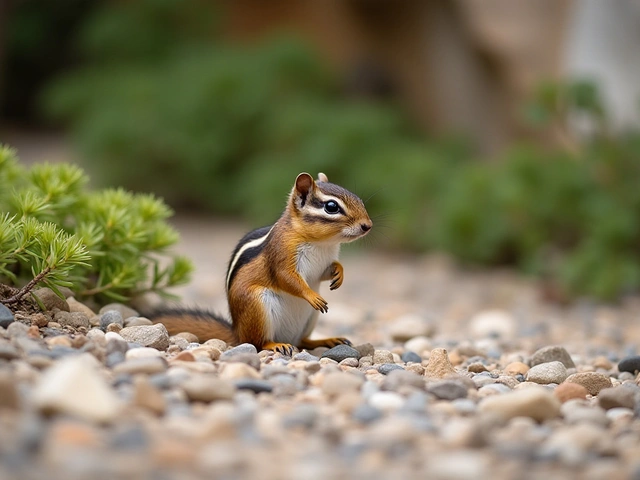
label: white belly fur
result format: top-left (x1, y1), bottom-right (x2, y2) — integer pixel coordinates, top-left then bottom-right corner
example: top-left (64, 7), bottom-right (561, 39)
top-left (262, 243), bottom-right (339, 345)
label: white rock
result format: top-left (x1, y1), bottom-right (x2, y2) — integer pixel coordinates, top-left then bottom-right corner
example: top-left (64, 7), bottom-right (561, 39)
top-left (119, 324), bottom-right (170, 350)
top-left (469, 309), bottom-right (516, 340)
top-left (125, 347), bottom-right (164, 360)
top-left (33, 354), bottom-right (121, 423)
top-left (526, 361), bottom-right (568, 385)
top-left (368, 391), bottom-right (405, 411)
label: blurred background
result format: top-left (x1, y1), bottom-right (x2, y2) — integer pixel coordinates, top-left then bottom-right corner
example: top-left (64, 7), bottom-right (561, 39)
top-left (2, 0), bottom-right (640, 300)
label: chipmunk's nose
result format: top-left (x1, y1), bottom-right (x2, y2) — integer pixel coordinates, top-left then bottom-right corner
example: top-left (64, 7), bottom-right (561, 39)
top-left (361, 222), bottom-right (372, 233)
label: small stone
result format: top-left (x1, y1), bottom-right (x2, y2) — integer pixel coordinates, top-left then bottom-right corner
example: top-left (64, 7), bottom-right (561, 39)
top-left (100, 310), bottom-right (124, 330)
top-left (467, 362), bottom-right (487, 373)
top-left (7, 321), bottom-right (29, 337)
top-left (561, 400), bottom-right (609, 427)
top-left (174, 332), bottom-right (199, 344)
top-left (220, 362), bottom-right (261, 380)
top-left (125, 346), bottom-right (163, 360)
top-left (173, 351), bottom-right (196, 362)
top-left (388, 314), bottom-right (434, 341)
top-left (113, 357), bottom-right (168, 375)
top-left (235, 379), bottom-right (273, 393)
top-left (606, 407), bottom-right (634, 422)
top-left (321, 371), bottom-right (364, 397)
top-left (504, 362), bottom-right (529, 376)
top-left (369, 391), bottom-right (405, 411)
top-left (564, 372), bottom-right (612, 396)
top-left (0, 371), bottom-right (19, 409)
top-left (592, 356), bottom-right (613, 371)
top-left (106, 323), bottom-right (122, 333)
top-left (354, 343), bottom-right (375, 358)
top-left (124, 317), bottom-right (153, 327)
top-left (404, 336), bottom-right (431, 356)
top-left (352, 404), bottom-right (383, 424)
top-left (320, 344), bottom-right (361, 362)
top-left (221, 343), bottom-right (258, 359)
top-left (526, 361), bottom-right (568, 385)
top-left (67, 298), bottom-right (95, 318)
top-left (598, 387), bottom-right (636, 410)
top-left (99, 303), bottom-right (139, 320)
top-left (401, 351), bottom-right (422, 363)
top-left (181, 376), bottom-right (236, 402)
top-left (33, 288), bottom-right (70, 312)
top-left (54, 311), bottom-right (90, 329)
top-left (424, 348), bottom-right (457, 379)
top-left (340, 357), bottom-right (359, 367)
top-left (45, 336), bottom-right (73, 349)
top-left (282, 404), bottom-right (318, 429)
top-left (381, 369), bottom-right (425, 390)
top-left (119, 324), bottom-right (170, 350)
top-left (292, 351), bottom-right (318, 362)
top-left (554, 382), bottom-right (588, 403)
top-left (203, 338), bottom-right (228, 351)
top-left (373, 349), bottom-right (394, 364)
top-left (618, 355), bottom-right (640, 374)
top-left (530, 345), bottom-right (576, 369)
top-left (427, 379), bottom-right (469, 400)
top-left (479, 386), bottom-right (561, 422)
top-left (0, 304), bottom-right (15, 328)
top-left (133, 375), bottom-right (166, 415)
top-left (30, 313), bottom-right (49, 328)
top-left (0, 343), bottom-right (20, 360)
top-left (219, 353), bottom-right (260, 370)
top-left (378, 363), bottom-right (404, 375)
top-left (33, 354), bottom-right (121, 422)
top-left (469, 309), bottom-right (515, 339)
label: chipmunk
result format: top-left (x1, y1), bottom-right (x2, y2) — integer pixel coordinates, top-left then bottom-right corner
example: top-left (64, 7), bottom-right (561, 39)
top-left (151, 172), bottom-right (372, 355)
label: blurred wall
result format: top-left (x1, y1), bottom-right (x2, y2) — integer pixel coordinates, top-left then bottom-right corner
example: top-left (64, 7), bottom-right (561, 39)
top-left (220, 0), bottom-right (571, 153)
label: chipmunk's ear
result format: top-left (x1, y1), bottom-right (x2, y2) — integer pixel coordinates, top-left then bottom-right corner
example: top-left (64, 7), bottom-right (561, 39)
top-left (293, 172), bottom-right (315, 208)
top-left (317, 172), bottom-right (329, 183)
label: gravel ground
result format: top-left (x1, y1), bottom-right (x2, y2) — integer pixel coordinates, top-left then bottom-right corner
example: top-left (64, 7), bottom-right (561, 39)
top-left (2, 216), bottom-right (640, 480)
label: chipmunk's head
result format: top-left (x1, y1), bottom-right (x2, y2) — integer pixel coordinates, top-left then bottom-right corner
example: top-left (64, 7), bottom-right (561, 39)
top-left (289, 172), bottom-right (372, 243)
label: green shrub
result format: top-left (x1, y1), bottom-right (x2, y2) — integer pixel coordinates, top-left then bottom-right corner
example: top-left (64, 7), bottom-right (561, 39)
top-left (0, 145), bottom-right (192, 306)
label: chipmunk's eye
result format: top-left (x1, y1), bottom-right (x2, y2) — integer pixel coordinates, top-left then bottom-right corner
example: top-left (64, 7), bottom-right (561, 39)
top-left (324, 200), bottom-right (341, 214)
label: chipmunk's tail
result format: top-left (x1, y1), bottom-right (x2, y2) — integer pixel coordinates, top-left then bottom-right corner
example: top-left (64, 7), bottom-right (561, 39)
top-left (148, 307), bottom-right (237, 345)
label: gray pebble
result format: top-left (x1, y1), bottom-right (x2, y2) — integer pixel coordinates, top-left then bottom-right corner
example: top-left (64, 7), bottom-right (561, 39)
top-left (598, 386), bottom-right (637, 410)
top-left (235, 379), bottom-right (274, 393)
top-left (33, 288), bottom-right (69, 312)
top-left (352, 404), bottom-right (383, 424)
top-left (0, 304), bottom-right (14, 329)
top-left (618, 355), bottom-right (640, 374)
top-left (355, 343), bottom-right (375, 358)
top-left (100, 310), bottom-right (124, 330)
top-left (105, 351), bottom-right (126, 368)
top-left (220, 352), bottom-right (261, 370)
top-left (401, 351), bottom-right (422, 363)
top-left (478, 383), bottom-right (512, 395)
top-left (452, 398), bottom-right (477, 415)
top-left (381, 369), bottom-right (425, 391)
top-left (119, 324), bottom-right (170, 351)
top-left (427, 379), bottom-right (468, 400)
top-left (320, 344), bottom-right (361, 362)
top-left (530, 345), bottom-right (576, 369)
top-left (109, 424), bottom-right (149, 451)
top-left (282, 404), bottom-right (318, 429)
top-left (0, 343), bottom-right (20, 360)
top-left (526, 361), bottom-right (568, 384)
top-left (7, 321), bottom-right (29, 337)
top-left (106, 337), bottom-right (129, 356)
top-left (99, 303), bottom-right (138, 320)
top-left (378, 363), bottom-right (404, 375)
top-left (293, 351), bottom-right (319, 362)
top-left (221, 343), bottom-right (258, 358)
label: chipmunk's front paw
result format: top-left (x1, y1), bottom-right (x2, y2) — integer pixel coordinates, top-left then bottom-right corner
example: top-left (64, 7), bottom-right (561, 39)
top-left (262, 342), bottom-right (297, 356)
top-left (329, 262), bottom-right (344, 290)
top-left (307, 292), bottom-right (328, 313)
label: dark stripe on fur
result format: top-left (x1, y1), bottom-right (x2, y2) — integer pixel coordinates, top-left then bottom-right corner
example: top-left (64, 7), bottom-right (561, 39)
top-left (226, 225), bottom-right (271, 289)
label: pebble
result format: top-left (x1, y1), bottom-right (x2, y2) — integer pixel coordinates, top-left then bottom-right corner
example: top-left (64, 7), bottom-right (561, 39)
top-left (100, 310), bottom-right (124, 330)
top-left (504, 361), bottom-right (530, 376)
top-left (401, 351), bottom-right (422, 363)
top-left (352, 404), bottom-right (383, 424)
top-left (404, 336), bottom-right (432, 356)
top-left (424, 348), bottom-right (457, 379)
top-left (378, 363), bottom-right (404, 375)
top-left (368, 391), bottom-right (405, 411)
top-left (479, 386), bottom-right (561, 422)
top-left (53, 311), bottom-right (90, 329)
top-left (32, 354), bottom-right (121, 422)
top-left (119, 324), bottom-right (170, 350)
top-left (321, 371), bottom-right (364, 397)
top-left (181, 376), bottom-right (236, 402)
top-left (133, 375), bottom-right (166, 415)
top-left (234, 379), bottom-right (273, 393)
top-left (124, 317), bottom-right (153, 327)
top-left (469, 309), bottom-right (515, 339)
top-left (220, 362), bottom-right (261, 380)
top-left (373, 349), bottom-right (394, 364)
top-left (564, 372), bottom-right (613, 396)
top-left (598, 386), bottom-right (636, 410)
top-left (554, 382), bottom-right (589, 403)
top-left (99, 303), bottom-right (138, 320)
top-left (388, 314), bottom-right (434, 341)
top-left (526, 361), bottom-right (568, 384)
top-left (113, 357), bottom-right (168, 375)
top-left (561, 401), bottom-right (609, 427)
top-left (0, 303), bottom-right (15, 328)
top-left (33, 288), bottom-right (70, 312)
top-left (220, 343), bottom-right (258, 358)
top-left (618, 355), bottom-right (640, 374)
top-left (427, 379), bottom-right (469, 400)
top-left (530, 345), bottom-right (576, 369)
top-left (320, 344), bottom-right (361, 362)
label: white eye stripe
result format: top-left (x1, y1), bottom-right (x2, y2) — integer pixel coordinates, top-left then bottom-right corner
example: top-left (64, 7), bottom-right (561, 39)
top-left (226, 228), bottom-right (272, 289)
top-left (314, 193), bottom-right (347, 212)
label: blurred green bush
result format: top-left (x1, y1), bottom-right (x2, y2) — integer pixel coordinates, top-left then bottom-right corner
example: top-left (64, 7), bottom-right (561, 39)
top-left (42, 0), bottom-right (640, 300)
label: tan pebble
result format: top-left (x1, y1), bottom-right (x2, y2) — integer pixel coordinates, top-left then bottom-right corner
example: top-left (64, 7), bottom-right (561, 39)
top-left (0, 371), bottom-right (20, 409)
top-left (203, 338), bottom-right (227, 351)
top-left (554, 382), bottom-right (588, 402)
top-left (167, 345), bottom-right (182, 355)
top-left (47, 322), bottom-right (61, 329)
top-left (504, 362), bottom-right (529, 376)
top-left (49, 420), bottom-right (101, 447)
top-left (133, 375), bottom-right (166, 415)
top-left (27, 325), bottom-right (40, 339)
top-left (30, 313), bottom-right (49, 328)
top-left (448, 350), bottom-right (464, 366)
top-left (152, 437), bottom-right (197, 467)
top-left (46, 336), bottom-right (73, 348)
top-left (174, 332), bottom-right (199, 344)
top-left (71, 335), bottom-right (88, 349)
top-left (335, 391), bottom-right (364, 414)
top-left (172, 351), bottom-right (196, 362)
top-left (406, 364), bottom-right (425, 376)
top-left (467, 362), bottom-right (487, 373)
top-left (171, 361), bottom-right (217, 373)
top-left (106, 323), bottom-right (122, 333)
top-left (340, 357), bottom-right (359, 368)
top-left (27, 356), bottom-right (53, 369)
top-left (113, 357), bottom-right (167, 375)
top-left (220, 362), bottom-right (260, 380)
top-left (182, 376), bottom-right (235, 402)
top-left (424, 348), bottom-right (458, 379)
top-left (373, 350), bottom-right (394, 364)
top-left (592, 356), bottom-right (613, 371)
top-left (67, 297), bottom-right (96, 318)
top-left (319, 357), bottom-right (338, 366)
top-left (564, 372), bottom-right (613, 395)
top-left (479, 386), bottom-right (561, 422)
top-left (322, 371), bottom-right (364, 397)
